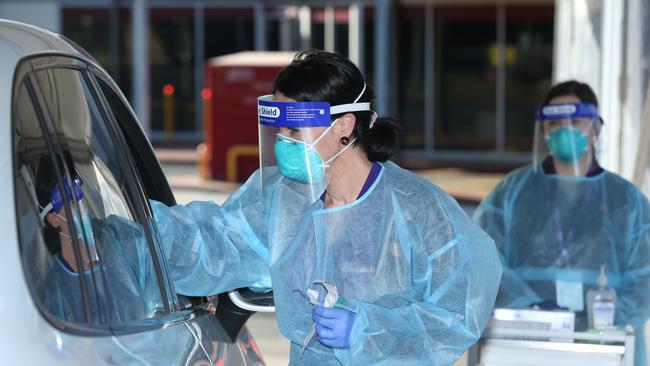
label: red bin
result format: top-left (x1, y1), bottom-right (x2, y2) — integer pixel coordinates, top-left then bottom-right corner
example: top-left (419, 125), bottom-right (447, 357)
top-left (201, 51), bottom-right (294, 182)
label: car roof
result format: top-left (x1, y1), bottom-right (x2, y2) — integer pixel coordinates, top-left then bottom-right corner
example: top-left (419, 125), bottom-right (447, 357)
top-left (0, 19), bottom-right (92, 75)
top-left (0, 18), bottom-right (114, 142)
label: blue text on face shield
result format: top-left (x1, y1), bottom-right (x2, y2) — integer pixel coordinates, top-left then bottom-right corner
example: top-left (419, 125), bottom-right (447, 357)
top-left (258, 98), bottom-right (331, 128)
top-left (258, 106), bottom-right (281, 119)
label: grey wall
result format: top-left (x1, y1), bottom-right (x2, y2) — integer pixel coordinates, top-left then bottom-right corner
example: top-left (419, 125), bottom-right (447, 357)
top-left (0, 1), bottom-right (61, 33)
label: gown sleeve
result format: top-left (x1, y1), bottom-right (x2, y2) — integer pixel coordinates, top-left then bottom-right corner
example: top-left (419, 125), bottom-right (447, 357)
top-left (150, 170), bottom-right (271, 296)
top-left (615, 188), bottom-right (650, 366)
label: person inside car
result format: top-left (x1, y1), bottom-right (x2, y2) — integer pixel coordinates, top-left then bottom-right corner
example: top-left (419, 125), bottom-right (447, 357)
top-left (35, 156), bottom-right (161, 324)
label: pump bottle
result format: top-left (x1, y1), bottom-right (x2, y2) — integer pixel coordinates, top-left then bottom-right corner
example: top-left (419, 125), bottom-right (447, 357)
top-left (586, 265), bottom-right (617, 329)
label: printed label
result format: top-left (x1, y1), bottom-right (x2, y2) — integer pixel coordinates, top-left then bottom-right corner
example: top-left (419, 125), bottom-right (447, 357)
top-left (544, 104), bottom-right (577, 116)
top-left (258, 99), bottom-right (331, 127)
top-left (593, 301), bottom-right (615, 328)
top-left (258, 105), bottom-right (281, 119)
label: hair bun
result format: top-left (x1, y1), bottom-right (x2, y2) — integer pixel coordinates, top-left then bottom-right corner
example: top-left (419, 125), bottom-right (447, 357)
top-left (362, 116), bottom-right (402, 162)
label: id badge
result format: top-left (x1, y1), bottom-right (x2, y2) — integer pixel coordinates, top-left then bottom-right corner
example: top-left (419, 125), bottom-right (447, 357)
top-left (556, 280), bottom-right (584, 311)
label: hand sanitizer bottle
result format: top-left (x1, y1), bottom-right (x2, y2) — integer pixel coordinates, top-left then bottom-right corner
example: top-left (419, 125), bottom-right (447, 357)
top-left (587, 265), bottom-right (617, 329)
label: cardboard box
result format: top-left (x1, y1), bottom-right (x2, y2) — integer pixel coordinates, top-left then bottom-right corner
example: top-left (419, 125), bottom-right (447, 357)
top-left (489, 308), bottom-right (575, 341)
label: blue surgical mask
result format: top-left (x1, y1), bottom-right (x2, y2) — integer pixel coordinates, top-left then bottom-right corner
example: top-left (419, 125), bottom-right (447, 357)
top-left (275, 134), bottom-right (326, 184)
top-left (60, 211), bottom-right (98, 262)
top-left (75, 213), bottom-right (95, 247)
top-left (274, 120), bottom-right (357, 184)
top-left (545, 127), bottom-right (589, 163)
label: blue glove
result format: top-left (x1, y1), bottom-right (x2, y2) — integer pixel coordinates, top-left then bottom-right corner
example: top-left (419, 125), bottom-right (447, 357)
top-left (312, 304), bottom-right (356, 349)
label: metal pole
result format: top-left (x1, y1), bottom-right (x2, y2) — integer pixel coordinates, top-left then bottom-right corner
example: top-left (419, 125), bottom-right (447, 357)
top-left (254, 1), bottom-right (266, 51)
top-left (349, 2), bottom-right (365, 74)
top-left (552, 0), bottom-right (573, 83)
top-left (424, 3), bottom-right (435, 152)
top-left (298, 5), bottom-right (311, 49)
top-left (163, 85), bottom-right (175, 139)
top-left (324, 6), bottom-right (335, 52)
top-left (496, 2), bottom-right (506, 153)
top-left (280, 7), bottom-right (293, 51)
top-left (132, 0), bottom-right (150, 136)
top-left (194, 3), bottom-right (205, 136)
top-left (374, 0), bottom-right (390, 116)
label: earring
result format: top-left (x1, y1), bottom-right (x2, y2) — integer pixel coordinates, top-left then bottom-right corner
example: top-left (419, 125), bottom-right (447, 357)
top-left (340, 136), bottom-right (350, 145)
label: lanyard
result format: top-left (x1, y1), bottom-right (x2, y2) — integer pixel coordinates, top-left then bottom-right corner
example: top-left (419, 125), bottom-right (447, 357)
top-left (554, 209), bottom-right (575, 266)
top-left (551, 183), bottom-right (591, 267)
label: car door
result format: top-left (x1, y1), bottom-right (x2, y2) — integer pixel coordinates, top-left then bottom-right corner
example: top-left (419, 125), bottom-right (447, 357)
top-left (12, 54), bottom-right (214, 365)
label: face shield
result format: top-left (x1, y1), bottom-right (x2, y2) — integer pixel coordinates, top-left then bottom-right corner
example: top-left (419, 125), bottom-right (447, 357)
top-left (257, 84), bottom-right (372, 203)
top-left (533, 103), bottom-right (601, 176)
top-left (40, 176), bottom-right (99, 265)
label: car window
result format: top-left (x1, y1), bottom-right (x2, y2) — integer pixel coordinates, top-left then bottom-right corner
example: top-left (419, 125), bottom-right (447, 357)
top-left (12, 57), bottom-right (172, 331)
top-left (93, 76), bottom-right (176, 207)
top-left (93, 74), bottom-right (205, 310)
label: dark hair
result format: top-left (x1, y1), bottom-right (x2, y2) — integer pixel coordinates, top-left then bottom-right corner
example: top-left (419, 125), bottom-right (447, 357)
top-left (540, 80), bottom-right (604, 126)
top-left (273, 49), bottom-right (402, 162)
top-left (540, 80), bottom-right (599, 107)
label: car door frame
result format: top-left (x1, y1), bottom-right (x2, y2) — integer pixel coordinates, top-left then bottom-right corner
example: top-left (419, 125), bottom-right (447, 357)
top-left (84, 61), bottom-right (258, 344)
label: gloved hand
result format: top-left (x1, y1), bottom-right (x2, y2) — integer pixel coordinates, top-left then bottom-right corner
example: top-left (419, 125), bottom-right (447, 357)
top-left (312, 304), bottom-right (355, 349)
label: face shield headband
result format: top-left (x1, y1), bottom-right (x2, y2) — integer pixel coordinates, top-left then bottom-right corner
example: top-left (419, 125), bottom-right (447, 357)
top-left (536, 102), bottom-right (600, 122)
top-left (257, 83), bottom-right (373, 128)
top-left (39, 176), bottom-right (85, 222)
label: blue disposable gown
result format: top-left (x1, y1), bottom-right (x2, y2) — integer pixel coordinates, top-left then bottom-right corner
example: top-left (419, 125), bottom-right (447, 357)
top-left (41, 215), bottom-right (163, 325)
top-left (152, 161), bottom-right (502, 365)
top-left (473, 165), bottom-right (650, 366)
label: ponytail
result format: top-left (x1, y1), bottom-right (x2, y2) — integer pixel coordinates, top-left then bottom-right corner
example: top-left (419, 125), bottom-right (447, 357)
top-left (356, 115), bottom-right (403, 162)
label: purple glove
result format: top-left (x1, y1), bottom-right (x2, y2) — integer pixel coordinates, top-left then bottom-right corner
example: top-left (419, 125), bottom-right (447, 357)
top-left (312, 304), bottom-right (355, 349)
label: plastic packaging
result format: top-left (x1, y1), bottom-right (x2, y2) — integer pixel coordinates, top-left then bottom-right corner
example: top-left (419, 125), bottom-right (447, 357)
top-left (300, 281), bottom-right (346, 357)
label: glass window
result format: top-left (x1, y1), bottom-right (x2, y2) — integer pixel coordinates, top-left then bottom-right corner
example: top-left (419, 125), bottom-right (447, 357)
top-left (94, 76), bottom-right (176, 206)
top-left (13, 58), bottom-right (167, 330)
top-left (505, 5), bottom-right (554, 152)
top-left (435, 6), bottom-right (497, 151)
top-left (265, 7), bottom-right (281, 51)
top-left (311, 7), bottom-right (326, 50)
top-left (363, 9), bottom-right (375, 88)
top-left (204, 8), bottom-right (254, 58)
top-left (393, 4), bottom-right (553, 154)
top-left (150, 8), bottom-right (196, 134)
top-left (62, 7), bottom-right (133, 101)
top-left (94, 76), bottom-right (204, 310)
top-left (334, 8), bottom-right (350, 58)
top-left (398, 6), bottom-right (426, 149)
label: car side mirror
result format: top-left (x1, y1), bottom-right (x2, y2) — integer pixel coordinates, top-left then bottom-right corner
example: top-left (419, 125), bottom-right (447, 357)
top-left (229, 288), bottom-right (275, 312)
top-left (214, 289), bottom-right (275, 342)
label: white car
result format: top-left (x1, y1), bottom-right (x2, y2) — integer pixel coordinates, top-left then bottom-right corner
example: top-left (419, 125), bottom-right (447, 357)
top-left (0, 19), bottom-right (272, 365)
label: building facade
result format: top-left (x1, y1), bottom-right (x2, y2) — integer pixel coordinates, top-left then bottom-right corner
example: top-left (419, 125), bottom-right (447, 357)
top-left (2, 0), bottom-right (555, 169)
